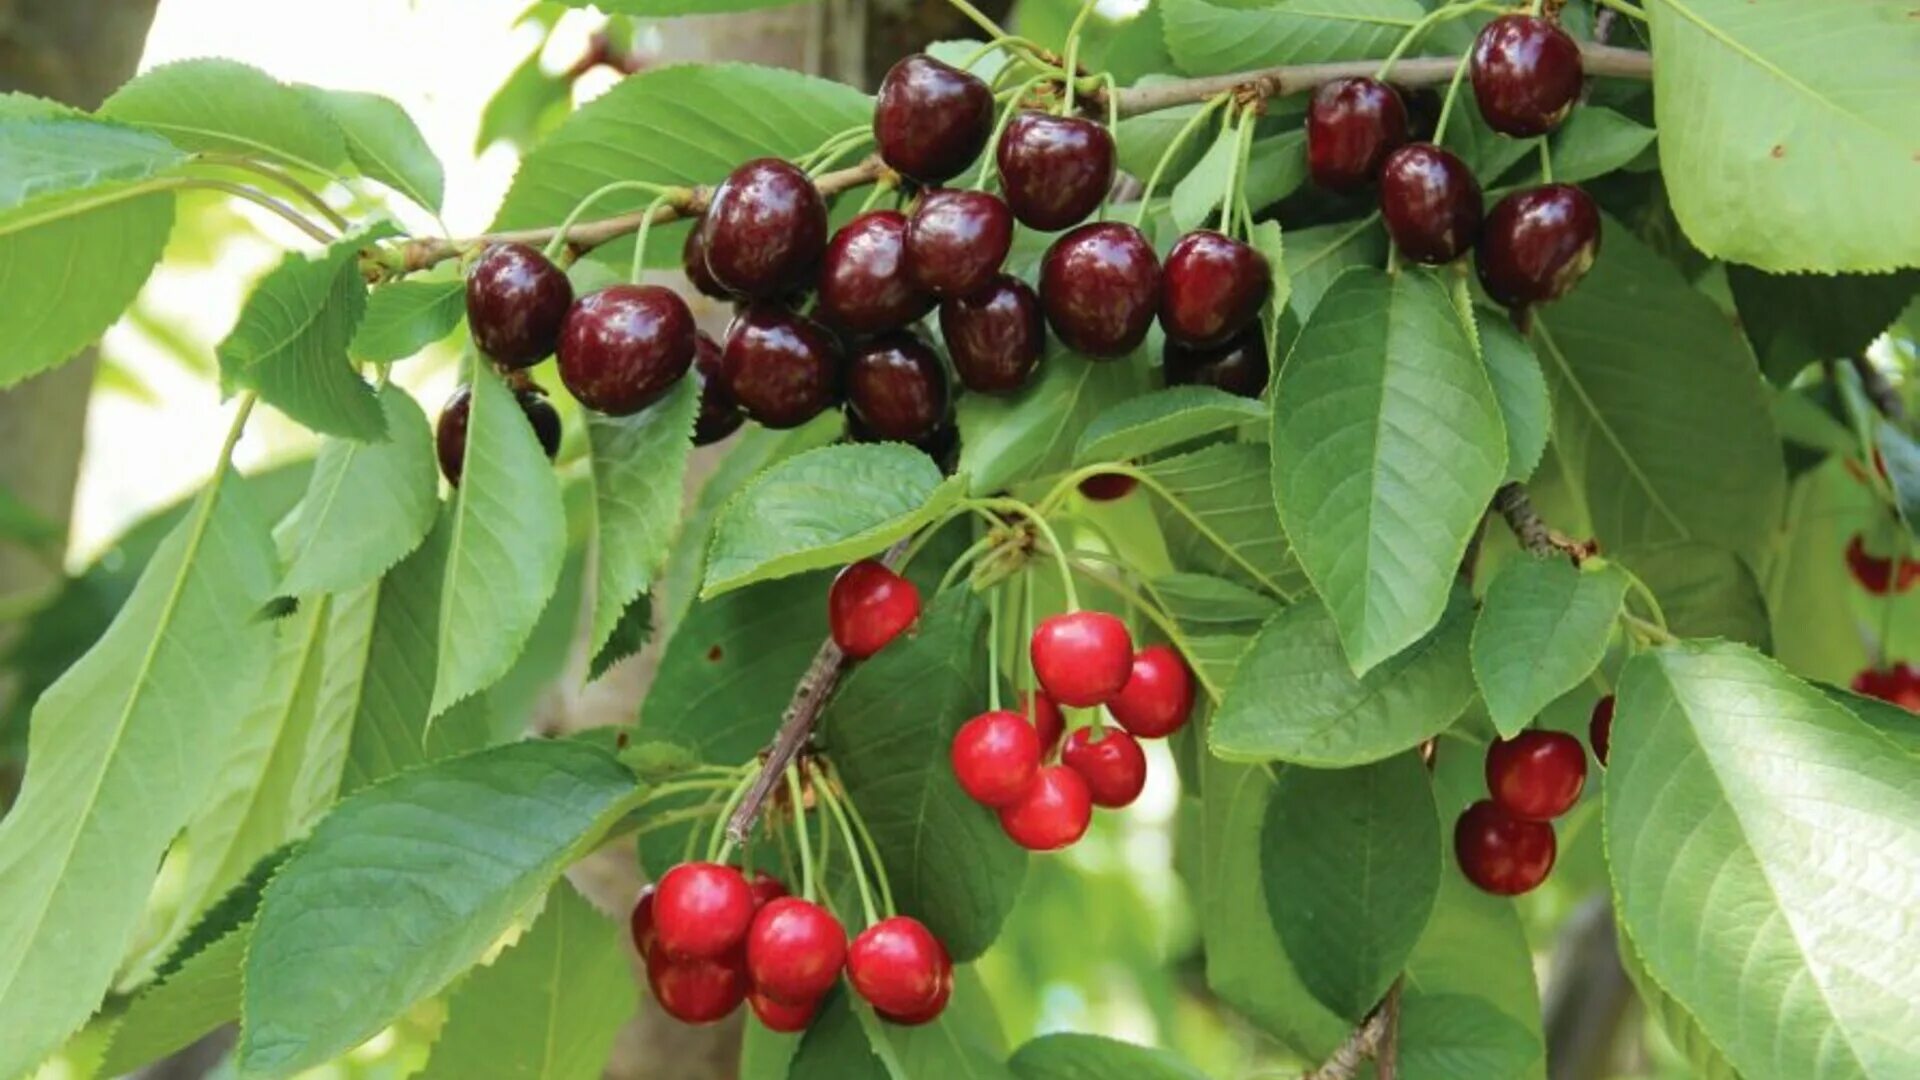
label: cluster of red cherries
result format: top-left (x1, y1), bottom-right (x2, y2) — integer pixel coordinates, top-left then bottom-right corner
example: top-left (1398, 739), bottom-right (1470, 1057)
top-left (1307, 13), bottom-right (1601, 309)
top-left (1455, 694), bottom-right (1612, 896)
top-left (1836, 454), bottom-right (1920, 710)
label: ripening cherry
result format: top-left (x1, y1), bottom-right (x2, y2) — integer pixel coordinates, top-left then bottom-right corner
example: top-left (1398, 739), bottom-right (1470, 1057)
top-left (1061, 726), bottom-right (1147, 808)
top-left (691, 331), bottom-right (745, 446)
top-left (1485, 730), bottom-right (1587, 821)
top-left (699, 158), bottom-right (828, 298)
top-left (1476, 184), bottom-right (1601, 309)
top-left (436, 384), bottom-right (560, 487)
top-left (629, 883), bottom-right (657, 955)
top-left (1018, 689), bottom-right (1066, 758)
top-left (681, 221), bottom-right (732, 301)
top-left (466, 241), bottom-right (573, 369)
top-left (1107, 645), bottom-right (1194, 739)
top-left (1159, 230), bottom-right (1270, 348)
top-left (1379, 142), bottom-right (1483, 264)
top-left (647, 947), bottom-right (747, 1024)
top-left (951, 710), bottom-right (1043, 807)
top-left (1030, 611), bottom-right (1135, 707)
top-left (1588, 694), bottom-right (1615, 766)
top-left (877, 967), bottom-right (953, 1026)
top-left (908, 189), bottom-right (1015, 300)
top-left (1305, 77), bottom-right (1410, 192)
top-left (1851, 663), bottom-right (1920, 712)
top-left (1163, 325), bottom-right (1269, 399)
top-left (1040, 222), bottom-right (1161, 358)
top-left (846, 334), bottom-right (950, 444)
top-left (817, 210), bottom-right (934, 336)
top-left (1077, 473), bottom-right (1137, 501)
top-left (1454, 799), bottom-right (1556, 896)
top-left (721, 304), bottom-right (844, 429)
top-left (749, 990), bottom-right (819, 1033)
top-left (557, 284), bottom-right (697, 416)
top-left (747, 870), bottom-right (787, 910)
top-left (847, 916), bottom-right (952, 1020)
top-left (998, 764), bottom-right (1093, 850)
top-left (1470, 14), bottom-right (1584, 138)
top-left (828, 560), bottom-right (921, 659)
top-left (940, 273), bottom-right (1044, 393)
top-left (652, 862), bottom-right (756, 961)
top-left (746, 897), bottom-right (847, 1004)
top-left (1844, 533), bottom-right (1919, 595)
top-left (996, 112), bottom-right (1115, 232)
top-left (873, 54), bottom-right (995, 184)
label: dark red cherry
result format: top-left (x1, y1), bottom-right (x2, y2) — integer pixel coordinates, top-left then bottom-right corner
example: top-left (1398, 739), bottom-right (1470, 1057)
top-left (681, 220), bottom-right (731, 300)
top-left (1077, 473), bottom-right (1137, 501)
top-left (1843, 533), bottom-right (1916, 595)
top-left (1379, 143), bottom-right (1484, 265)
top-left (1454, 799), bottom-right (1556, 896)
top-left (1852, 663), bottom-right (1920, 712)
top-left (516, 387), bottom-right (562, 459)
top-left (435, 384), bottom-right (561, 486)
top-left (1061, 726), bottom-right (1147, 808)
top-left (1306, 77), bottom-right (1410, 192)
top-left (745, 897), bottom-right (847, 1005)
top-left (906, 189), bottom-right (1014, 299)
top-left (748, 990), bottom-right (819, 1033)
top-left (629, 884), bottom-right (657, 955)
top-left (1470, 15), bottom-right (1584, 138)
top-left (1040, 222), bottom-right (1161, 358)
top-left (847, 917), bottom-right (952, 1019)
top-left (874, 54), bottom-right (994, 184)
top-left (950, 710), bottom-right (1043, 808)
top-left (466, 242), bottom-right (573, 369)
top-left (691, 332), bottom-right (745, 446)
top-left (1107, 644), bottom-right (1194, 739)
top-left (721, 304), bottom-right (843, 428)
top-left (1160, 230), bottom-right (1270, 348)
top-left (1476, 184), bottom-right (1601, 308)
top-left (846, 334), bottom-right (949, 443)
top-left (998, 764), bottom-right (1093, 850)
top-left (940, 274), bottom-right (1044, 394)
top-left (996, 112), bottom-right (1115, 231)
top-left (1164, 325), bottom-right (1269, 399)
top-left (699, 158), bottom-right (828, 298)
top-left (829, 559), bottom-right (921, 659)
top-left (818, 211), bottom-right (935, 335)
top-left (1589, 694), bottom-right (1615, 767)
top-left (557, 284), bottom-right (696, 416)
top-left (1485, 730), bottom-right (1587, 821)
top-left (1018, 689), bottom-right (1065, 758)
top-left (747, 871), bottom-right (787, 910)
top-left (647, 947), bottom-right (747, 1024)
top-left (1030, 611), bottom-right (1134, 707)
top-left (652, 862), bottom-right (755, 961)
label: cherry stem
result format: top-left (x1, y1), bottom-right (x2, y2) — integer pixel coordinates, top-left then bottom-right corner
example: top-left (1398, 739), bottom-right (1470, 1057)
top-left (808, 131), bottom-right (876, 178)
top-left (1432, 51), bottom-right (1474, 149)
top-left (1593, 0), bottom-right (1648, 22)
top-left (1537, 138), bottom-right (1555, 183)
top-left (976, 497), bottom-right (1079, 609)
top-left (784, 764), bottom-right (816, 902)
top-left (183, 178), bottom-right (338, 245)
top-left (936, 533), bottom-right (998, 593)
top-left (1061, 0), bottom-right (1098, 114)
top-left (628, 192), bottom-right (677, 283)
top-left (708, 767), bottom-right (762, 864)
top-left (196, 154), bottom-right (350, 233)
top-left (823, 760), bottom-right (896, 915)
top-left (1374, 0), bottom-right (1502, 82)
top-left (942, 0), bottom-right (1016, 44)
top-left (631, 804), bottom-right (733, 840)
top-left (542, 179), bottom-right (688, 261)
top-left (813, 772), bottom-right (880, 925)
top-left (987, 585), bottom-right (1004, 711)
top-left (799, 125), bottom-right (870, 171)
top-left (1616, 565), bottom-right (1670, 636)
top-left (856, 175), bottom-right (895, 214)
top-left (1133, 95), bottom-right (1229, 229)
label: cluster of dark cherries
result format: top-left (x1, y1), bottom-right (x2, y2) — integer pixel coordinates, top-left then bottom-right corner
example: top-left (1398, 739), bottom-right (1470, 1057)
top-left (1455, 694), bottom-right (1614, 896)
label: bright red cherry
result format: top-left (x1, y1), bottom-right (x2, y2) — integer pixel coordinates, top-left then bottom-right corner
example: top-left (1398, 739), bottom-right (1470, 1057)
top-left (1485, 730), bottom-right (1587, 821)
top-left (748, 990), bottom-right (819, 1033)
top-left (691, 332), bottom-right (745, 446)
top-left (652, 862), bottom-right (756, 961)
top-left (746, 897), bottom-right (847, 1004)
top-left (646, 947), bottom-right (747, 1024)
top-left (1379, 143), bottom-right (1483, 264)
top-left (998, 764), bottom-right (1093, 850)
top-left (1077, 473), bottom-right (1137, 501)
top-left (818, 211), bottom-right (934, 335)
top-left (435, 384), bottom-right (560, 487)
top-left (1030, 611), bottom-right (1134, 707)
top-left (1476, 184), bottom-right (1601, 309)
top-left (846, 334), bottom-right (949, 443)
top-left (1159, 230), bottom-right (1270, 348)
top-left (829, 560), bottom-right (921, 659)
top-left (1018, 689), bottom-right (1065, 758)
top-left (940, 274), bottom-right (1044, 393)
top-left (1040, 222), bottom-right (1161, 358)
top-left (1164, 325), bottom-right (1269, 399)
top-left (629, 884), bottom-right (657, 955)
top-left (1454, 799), bottom-right (1556, 896)
top-left (1107, 644), bottom-right (1194, 738)
top-left (747, 871), bottom-right (787, 909)
top-left (877, 967), bottom-right (952, 1025)
top-left (721, 304), bottom-right (843, 429)
top-left (1470, 15), bottom-right (1584, 138)
top-left (681, 221), bottom-right (731, 300)
top-left (950, 710), bottom-right (1042, 807)
top-left (1306, 77), bottom-right (1410, 192)
top-left (907, 189), bottom-right (1014, 299)
top-left (996, 112), bottom-right (1115, 231)
top-left (1061, 726), bottom-right (1147, 808)
top-left (1852, 663), bottom-right (1920, 712)
top-left (847, 916), bottom-right (952, 1019)
top-left (699, 158), bottom-right (828, 298)
top-left (874, 54), bottom-right (994, 184)
top-left (466, 242), bottom-right (572, 369)
top-left (1589, 694), bottom-right (1615, 767)
top-left (557, 284), bottom-right (696, 416)
top-left (1844, 533), bottom-right (1911, 594)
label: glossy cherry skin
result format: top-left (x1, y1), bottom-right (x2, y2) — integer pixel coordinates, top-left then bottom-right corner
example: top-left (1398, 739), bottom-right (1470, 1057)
top-left (699, 158), bottom-right (828, 298)
top-left (1031, 611), bottom-right (1135, 707)
top-left (681, 221), bottom-right (732, 301)
top-left (1589, 694), bottom-right (1615, 767)
top-left (749, 990), bottom-right (819, 1033)
top-left (951, 710), bottom-right (1043, 807)
top-left (998, 764), bottom-right (1094, 851)
top-left (652, 862), bottom-right (756, 961)
top-left (878, 967), bottom-right (952, 1025)
top-left (1852, 663), bottom-right (1920, 712)
top-left (907, 189), bottom-right (1014, 299)
top-left (1164, 325), bottom-right (1269, 399)
top-left (1040, 222), bottom-right (1161, 358)
top-left (829, 559), bottom-right (921, 659)
top-left (746, 897), bottom-right (847, 1004)
top-left (629, 884), bottom-right (657, 955)
top-left (647, 947), bottom-right (747, 1024)
top-left (1477, 184), bottom-right (1601, 308)
top-left (1107, 644), bottom-right (1194, 738)
top-left (1018, 689), bottom-right (1065, 758)
top-left (848, 917), bottom-right (952, 1019)
top-left (557, 285), bottom-right (696, 416)
top-left (691, 332), bottom-right (745, 446)
top-left (466, 242), bottom-right (573, 369)
top-left (997, 112), bottom-right (1115, 231)
top-left (818, 211), bottom-right (934, 335)
top-left (435, 385), bottom-right (560, 486)
top-left (1077, 473), bottom-right (1137, 501)
top-left (518, 389), bottom-right (563, 459)
top-left (1159, 230), bottom-right (1270, 348)
top-left (874, 54), bottom-right (995, 184)
top-left (1379, 143), bottom-right (1483, 264)
top-left (1306, 77), bottom-right (1410, 192)
top-left (747, 871), bottom-right (787, 910)
top-left (1061, 726), bottom-right (1147, 808)
top-left (722, 305), bottom-right (843, 429)
top-left (846, 334), bottom-right (949, 443)
top-left (940, 274), bottom-right (1044, 394)
top-left (1454, 799), bottom-right (1556, 896)
top-left (1485, 730), bottom-right (1588, 821)
top-left (1471, 15), bottom-right (1584, 138)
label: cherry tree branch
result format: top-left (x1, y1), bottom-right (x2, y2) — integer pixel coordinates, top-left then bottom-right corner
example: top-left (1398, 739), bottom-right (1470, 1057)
top-left (1850, 355), bottom-right (1907, 425)
top-left (1493, 482), bottom-right (1596, 563)
top-left (1304, 986), bottom-right (1400, 1080)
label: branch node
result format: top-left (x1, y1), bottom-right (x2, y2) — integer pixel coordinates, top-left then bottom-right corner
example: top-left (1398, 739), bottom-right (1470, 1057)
top-left (1494, 483), bottom-right (1597, 564)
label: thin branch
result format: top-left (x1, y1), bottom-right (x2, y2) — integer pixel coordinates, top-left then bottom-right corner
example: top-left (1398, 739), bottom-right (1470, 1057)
top-left (1303, 987), bottom-right (1399, 1080)
top-left (1493, 482), bottom-right (1596, 563)
top-left (1376, 982), bottom-right (1403, 1080)
top-left (1850, 355), bottom-right (1907, 425)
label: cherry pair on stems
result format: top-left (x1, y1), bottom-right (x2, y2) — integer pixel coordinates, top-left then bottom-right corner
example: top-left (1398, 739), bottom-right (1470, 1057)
top-left (1455, 695), bottom-right (1609, 897)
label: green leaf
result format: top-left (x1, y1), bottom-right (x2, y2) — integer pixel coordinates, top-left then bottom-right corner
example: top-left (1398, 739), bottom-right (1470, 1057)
top-left (238, 740), bottom-right (640, 1077)
top-left (0, 116), bottom-right (185, 211)
top-left (431, 362), bottom-right (567, 719)
top-left (1823, 686), bottom-right (1920, 757)
top-left (1244, 134), bottom-right (1308, 217)
top-left (1212, 589), bottom-right (1476, 766)
top-left (1009, 1033), bottom-right (1206, 1079)
top-left (587, 379), bottom-right (697, 656)
top-left (1282, 217), bottom-right (1385, 325)
top-left (1471, 558), bottom-right (1628, 738)
top-left (1263, 752), bottom-right (1440, 1021)
top-left (0, 471), bottom-right (276, 1078)
top-left (1248, 218), bottom-right (1293, 355)
top-left (418, 881), bottom-right (635, 1080)
top-left (1728, 266), bottom-right (1919, 384)
top-left (1534, 221), bottom-right (1785, 565)
top-left (1271, 267), bottom-right (1506, 674)
top-left (1141, 443), bottom-right (1305, 600)
top-left (304, 87), bottom-right (445, 212)
top-left (588, 595), bottom-right (653, 682)
top-left (1397, 994), bottom-right (1542, 1080)
top-left (1645, 0), bottom-right (1919, 271)
top-left (1074, 386), bottom-right (1265, 465)
top-left (1170, 123), bottom-right (1237, 232)
top-left (823, 588), bottom-right (1027, 961)
top-left (563, 0), bottom-right (812, 14)
top-left (351, 278), bottom-right (466, 363)
top-left (702, 444), bottom-right (963, 598)
top-left (789, 981), bottom-right (1015, 1080)
top-left (958, 350), bottom-right (1146, 492)
top-left (1149, 571), bottom-right (1280, 633)
top-left (1605, 642), bottom-right (1920, 1079)
top-left (102, 921), bottom-right (251, 1076)
top-left (1161, 0), bottom-right (1423, 76)
top-left (1613, 541), bottom-right (1771, 650)
top-left (1510, 107), bottom-right (1655, 186)
top-left (219, 233), bottom-right (382, 440)
top-left (1477, 312), bottom-right (1550, 484)
top-left (1617, 932), bottom-right (1738, 1080)
top-left (275, 384), bottom-right (438, 596)
top-left (100, 58), bottom-right (346, 176)
top-left (475, 46), bottom-right (572, 154)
